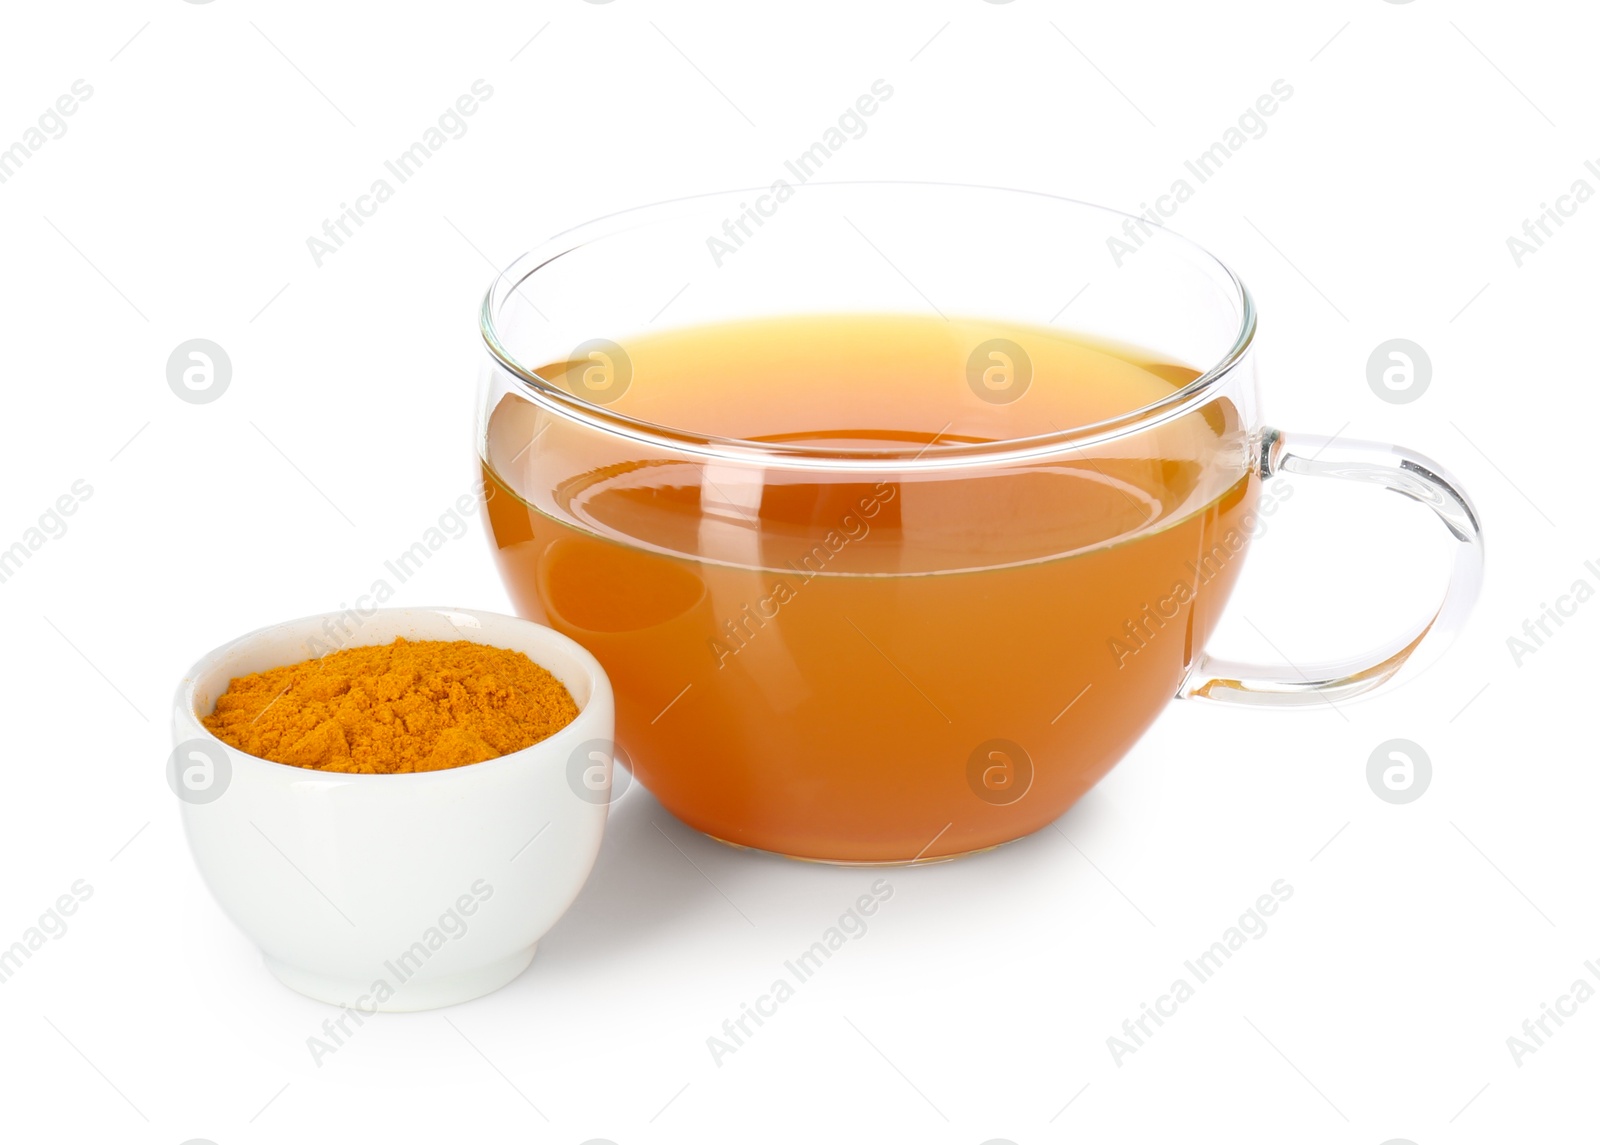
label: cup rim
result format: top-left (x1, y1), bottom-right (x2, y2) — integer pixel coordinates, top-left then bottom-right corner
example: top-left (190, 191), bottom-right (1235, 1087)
top-left (479, 180), bottom-right (1257, 472)
top-left (172, 606), bottom-right (612, 784)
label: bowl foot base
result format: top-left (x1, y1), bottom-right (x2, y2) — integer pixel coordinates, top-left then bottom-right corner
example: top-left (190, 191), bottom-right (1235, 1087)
top-left (263, 945), bottom-right (538, 1011)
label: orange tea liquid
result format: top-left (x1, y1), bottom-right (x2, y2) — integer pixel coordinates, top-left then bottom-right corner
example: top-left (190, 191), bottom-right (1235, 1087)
top-left (482, 314), bottom-right (1257, 861)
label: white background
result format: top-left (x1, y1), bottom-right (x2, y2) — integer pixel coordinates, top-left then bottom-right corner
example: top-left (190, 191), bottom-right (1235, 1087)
top-left (1, 1), bottom-right (1595, 1142)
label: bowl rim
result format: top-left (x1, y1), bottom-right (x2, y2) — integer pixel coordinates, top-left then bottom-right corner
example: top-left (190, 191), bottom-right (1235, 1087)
top-left (172, 606), bottom-right (613, 785)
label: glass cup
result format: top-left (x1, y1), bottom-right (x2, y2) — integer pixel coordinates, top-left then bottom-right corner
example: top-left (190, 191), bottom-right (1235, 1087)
top-left (475, 183), bottom-right (1482, 864)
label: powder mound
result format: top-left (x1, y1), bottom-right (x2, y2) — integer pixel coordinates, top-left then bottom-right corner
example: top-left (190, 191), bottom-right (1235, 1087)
top-left (202, 637), bottom-right (580, 774)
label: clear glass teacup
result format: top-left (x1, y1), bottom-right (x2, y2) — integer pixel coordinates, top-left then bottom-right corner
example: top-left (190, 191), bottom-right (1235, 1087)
top-left (475, 183), bottom-right (1482, 863)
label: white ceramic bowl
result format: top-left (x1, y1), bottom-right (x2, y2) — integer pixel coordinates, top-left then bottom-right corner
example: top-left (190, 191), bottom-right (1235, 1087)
top-left (171, 607), bottom-right (615, 1011)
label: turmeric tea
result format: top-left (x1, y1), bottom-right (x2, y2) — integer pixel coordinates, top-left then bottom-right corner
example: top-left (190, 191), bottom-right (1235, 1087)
top-left (203, 637), bottom-right (579, 774)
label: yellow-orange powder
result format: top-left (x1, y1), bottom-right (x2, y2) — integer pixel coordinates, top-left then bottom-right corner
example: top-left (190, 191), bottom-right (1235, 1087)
top-left (202, 637), bottom-right (580, 774)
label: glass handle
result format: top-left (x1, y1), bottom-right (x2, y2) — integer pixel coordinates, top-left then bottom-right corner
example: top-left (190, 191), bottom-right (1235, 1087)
top-left (1179, 427), bottom-right (1485, 706)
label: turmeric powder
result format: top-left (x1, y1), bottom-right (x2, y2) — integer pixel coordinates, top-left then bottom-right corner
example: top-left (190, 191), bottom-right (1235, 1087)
top-left (203, 637), bottom-right (579, 774)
